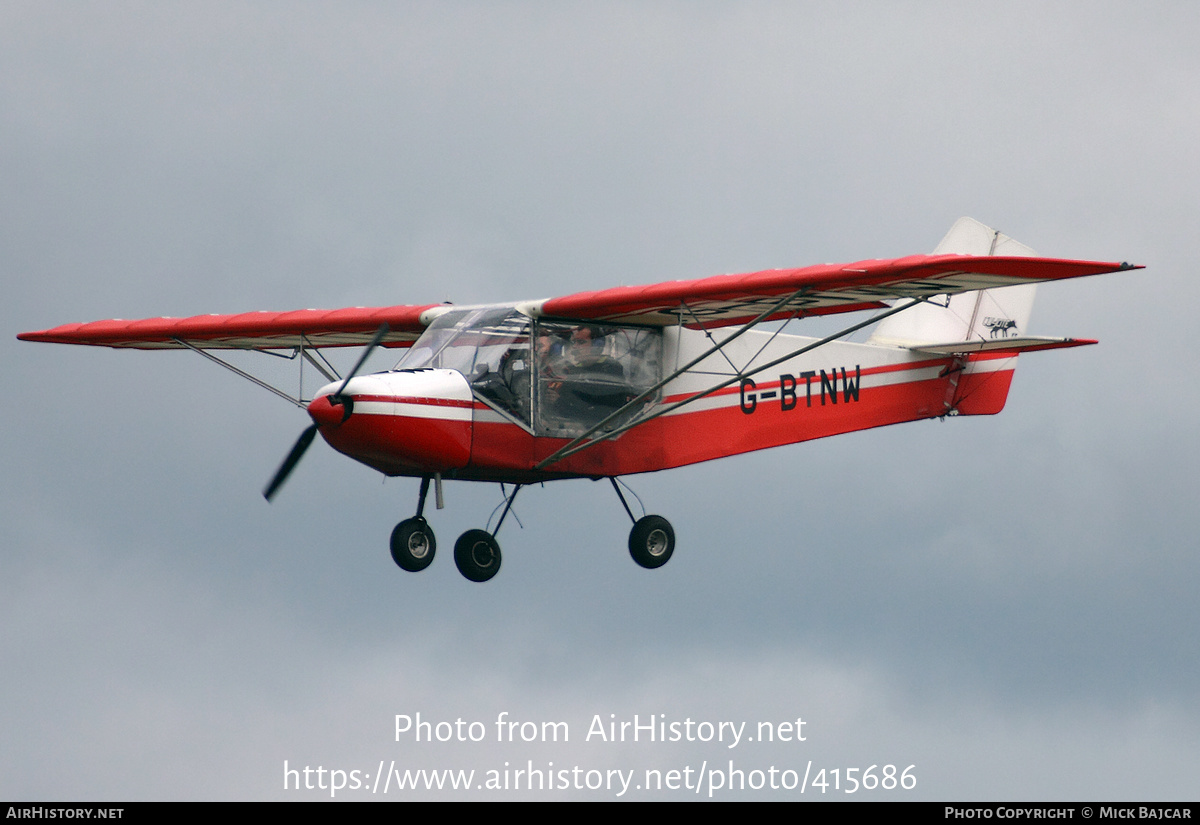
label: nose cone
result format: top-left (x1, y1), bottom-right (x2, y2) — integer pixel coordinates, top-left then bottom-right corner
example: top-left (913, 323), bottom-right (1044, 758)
top-left (307, 394), bottom-right (347, 428)
top-left (308, 374), bottom-right (384, 427)
top-left (307, 395), bottom-right (350, 429)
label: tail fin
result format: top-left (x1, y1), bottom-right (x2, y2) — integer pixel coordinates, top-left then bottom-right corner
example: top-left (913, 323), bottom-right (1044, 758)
top-left (868, 217), bottom-right (1038, 349)
top-left (868, 217), bottom-right (1087, 416)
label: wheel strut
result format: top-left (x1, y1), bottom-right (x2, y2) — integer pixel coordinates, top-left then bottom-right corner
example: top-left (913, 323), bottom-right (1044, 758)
top-left (416, 475), bottom-right (431, 518)
top-left (492, 484), bottom-right (523, 535)
top-left (610, 477), bottom-right (637, 524)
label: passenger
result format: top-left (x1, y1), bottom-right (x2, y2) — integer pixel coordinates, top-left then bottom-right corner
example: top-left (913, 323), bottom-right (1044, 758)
top-left (557, 325), bottom-right (626, 421)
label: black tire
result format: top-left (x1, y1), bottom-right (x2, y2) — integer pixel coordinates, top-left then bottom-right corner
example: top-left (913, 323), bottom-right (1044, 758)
top-left (390, 517), bottom-right (436, 572)
top-left (629, 515), bottom-right (674, 569)
top-left (454, 529), bottom-right (502, 582)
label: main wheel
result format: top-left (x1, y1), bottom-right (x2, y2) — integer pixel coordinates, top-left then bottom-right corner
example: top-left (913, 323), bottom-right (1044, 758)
top-left (390, 517), bottom-right (436, 572)
top-left (454, 529), bottom-right (502, 582)
top-left (629, 515), bottom-right (674, 569)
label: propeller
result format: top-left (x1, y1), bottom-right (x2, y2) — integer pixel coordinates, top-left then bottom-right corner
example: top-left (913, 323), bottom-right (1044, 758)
top-left (263, 423), bottom-right (319, 501)
top-left (262, 323), bottom-right (390, 501)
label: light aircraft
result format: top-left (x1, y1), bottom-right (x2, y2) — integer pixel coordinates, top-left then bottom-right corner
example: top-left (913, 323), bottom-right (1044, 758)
top-left (20, 218), bottom-right (1138, 582)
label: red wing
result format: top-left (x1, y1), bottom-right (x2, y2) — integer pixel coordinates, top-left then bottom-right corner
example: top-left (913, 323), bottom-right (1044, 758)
top-left (17, 304), bottom-right (440, 350)
top-left (538, 254), bottom-right (1139, 328)
top-left (19, 255), bottom-right (1139, 347)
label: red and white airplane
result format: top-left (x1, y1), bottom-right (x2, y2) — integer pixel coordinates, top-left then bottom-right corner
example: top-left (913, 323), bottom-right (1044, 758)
top-left (20, 218), bottom-right (1138, 582)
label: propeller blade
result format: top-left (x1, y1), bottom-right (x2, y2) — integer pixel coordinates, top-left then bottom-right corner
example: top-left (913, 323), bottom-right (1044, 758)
top-left (333, 323), bottom-right (390, 400)
top-left (263, 423), bottom-right (319, 502)
top-left (264, 323), bottom-right (389, 503)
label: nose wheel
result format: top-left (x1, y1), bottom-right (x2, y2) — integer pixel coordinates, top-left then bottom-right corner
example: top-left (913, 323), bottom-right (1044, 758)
top-left (454, 529), bottom-right (502, 582)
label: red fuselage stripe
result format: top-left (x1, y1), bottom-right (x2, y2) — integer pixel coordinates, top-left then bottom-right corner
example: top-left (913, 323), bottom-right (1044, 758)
top-left (352, 394), bottom-right (475, 409)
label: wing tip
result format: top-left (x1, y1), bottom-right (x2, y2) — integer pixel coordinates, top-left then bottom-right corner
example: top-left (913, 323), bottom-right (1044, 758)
top-left (17, 328), bottom-right (75, 344)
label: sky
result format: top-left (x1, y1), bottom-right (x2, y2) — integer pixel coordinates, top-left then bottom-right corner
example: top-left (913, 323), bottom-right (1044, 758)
top-left (3, 2), bottom-right (1198, 801)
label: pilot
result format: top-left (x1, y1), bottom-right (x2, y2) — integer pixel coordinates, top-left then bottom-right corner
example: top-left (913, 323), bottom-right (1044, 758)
top-left (536, 332), bottom-right (563, 366)
top-left (565, 326), bottom-right (598, 365)
top-left (557, 325), bottom-right (627, 422)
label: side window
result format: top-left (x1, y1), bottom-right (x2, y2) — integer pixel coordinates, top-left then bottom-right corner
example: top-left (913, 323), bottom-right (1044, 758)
top-left (534, 321), bottom-right (662, 437)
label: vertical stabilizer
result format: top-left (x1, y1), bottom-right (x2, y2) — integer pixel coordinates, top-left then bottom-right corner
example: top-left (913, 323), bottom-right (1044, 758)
top-left (868, 218), bottom-right (1042, 416)
top-left (868, 217), bottom-right (1038, 347)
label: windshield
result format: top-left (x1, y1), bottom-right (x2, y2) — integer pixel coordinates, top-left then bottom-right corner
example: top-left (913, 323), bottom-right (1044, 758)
top-left (397, 307), bottom-right (534, 423)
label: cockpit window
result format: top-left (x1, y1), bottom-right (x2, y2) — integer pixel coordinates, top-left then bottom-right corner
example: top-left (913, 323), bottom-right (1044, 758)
top-left (533, 320), bottom-right (662, 437)
top-left (397, 309), bottom-right (663, 436)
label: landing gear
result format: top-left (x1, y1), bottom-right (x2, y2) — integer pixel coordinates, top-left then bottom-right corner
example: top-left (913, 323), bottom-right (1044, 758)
top-left (390, 517), bottom-right (436, 572)
top-left (629, 515), bottom-right (674, 569)
top-left (449, 484), bottom-right (518, 583)
top-left (386, 475), bottom-right (673, 579)
top-left (390, 475), bottom-right (439, 574)
top-left (388, 477), bottom-right (513, 582)
top-left (454, 529), bottom-right (502, 583)
top-left (611, 478), bottom-right (675, 571)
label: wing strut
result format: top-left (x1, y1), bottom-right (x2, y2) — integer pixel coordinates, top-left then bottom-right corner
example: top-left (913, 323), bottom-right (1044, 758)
top-left (679, 298), bottom-right (805, 376)
top-left (300, 335), bottom-right (340, 383)
top-left (173, 338), bottom-right (307, 409)
top-left (535, 296), bottom-right (930, 469)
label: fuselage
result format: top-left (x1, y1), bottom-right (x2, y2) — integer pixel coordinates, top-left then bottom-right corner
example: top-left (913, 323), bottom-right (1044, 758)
top-left (307, 306), bottom-right (1016, 483)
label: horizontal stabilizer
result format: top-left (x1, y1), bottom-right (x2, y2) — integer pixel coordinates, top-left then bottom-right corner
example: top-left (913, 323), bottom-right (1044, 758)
top-left (910, 336), bottom-right (1097, 355)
